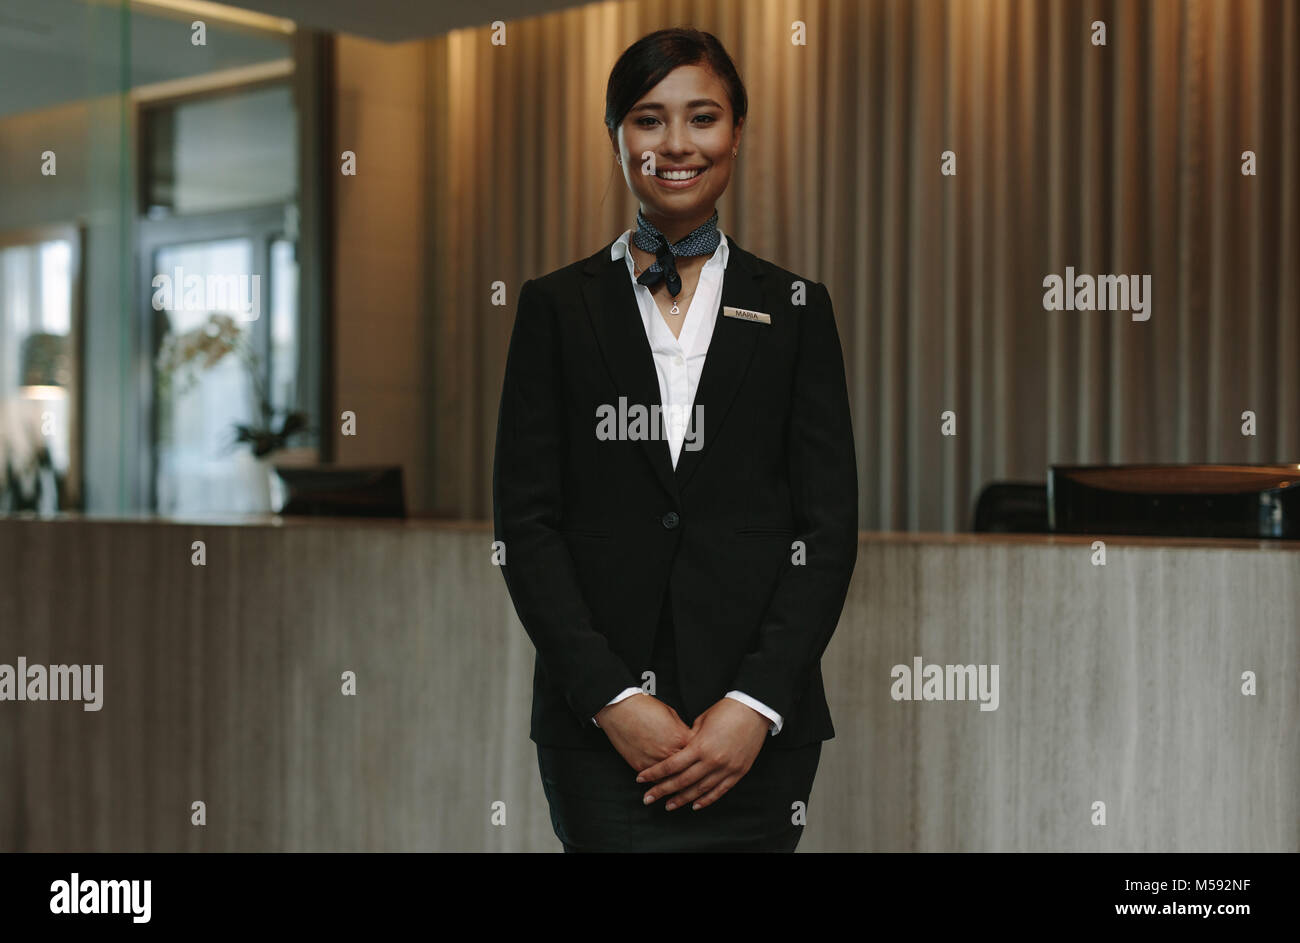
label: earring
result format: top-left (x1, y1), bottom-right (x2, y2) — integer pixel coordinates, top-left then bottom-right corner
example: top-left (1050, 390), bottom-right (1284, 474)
top-left (617, 156), bottom-right (623, 165)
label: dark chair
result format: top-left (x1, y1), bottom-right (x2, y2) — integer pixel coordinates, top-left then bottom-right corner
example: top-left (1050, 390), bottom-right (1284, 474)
top-left (971, 481), bottom-right (1049, 533)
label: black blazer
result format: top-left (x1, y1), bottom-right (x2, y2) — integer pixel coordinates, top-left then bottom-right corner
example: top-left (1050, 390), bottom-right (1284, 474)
top-left (492, 233), bottom-right (858, 750)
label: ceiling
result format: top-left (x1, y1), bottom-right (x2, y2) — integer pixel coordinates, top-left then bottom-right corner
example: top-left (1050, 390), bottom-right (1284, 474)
top-left (205, 0), bottom-right (592, 42)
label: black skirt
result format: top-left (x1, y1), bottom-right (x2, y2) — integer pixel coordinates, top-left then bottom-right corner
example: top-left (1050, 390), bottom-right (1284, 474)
top-left (536, 593), bottom-right (821, 852)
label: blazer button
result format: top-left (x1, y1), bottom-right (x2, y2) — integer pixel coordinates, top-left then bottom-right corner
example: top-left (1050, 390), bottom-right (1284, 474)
top-left (661, 511), bottom-right (680, 529)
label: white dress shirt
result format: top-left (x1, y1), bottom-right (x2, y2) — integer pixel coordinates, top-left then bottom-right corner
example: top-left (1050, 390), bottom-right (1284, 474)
top-left (588, 228), bottom-right (784, 736)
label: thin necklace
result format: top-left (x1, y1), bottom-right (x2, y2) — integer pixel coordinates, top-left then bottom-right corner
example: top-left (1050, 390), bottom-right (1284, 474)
top-left (633, 260), bottom-right (695, 315)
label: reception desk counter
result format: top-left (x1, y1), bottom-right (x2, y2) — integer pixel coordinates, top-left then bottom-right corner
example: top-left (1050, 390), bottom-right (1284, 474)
top-left (1, 513), bottom-right (1295, 851)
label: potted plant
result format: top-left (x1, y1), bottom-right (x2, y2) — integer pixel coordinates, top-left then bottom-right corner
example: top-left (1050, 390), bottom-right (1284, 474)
top-left (155, 313), bottom-right (311, 510)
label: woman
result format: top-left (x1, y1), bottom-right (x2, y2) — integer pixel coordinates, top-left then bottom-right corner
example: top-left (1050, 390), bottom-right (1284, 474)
top-left (493, 27), bottom-right (858, 852)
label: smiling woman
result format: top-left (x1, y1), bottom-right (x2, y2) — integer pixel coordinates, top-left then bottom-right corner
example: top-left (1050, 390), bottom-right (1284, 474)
top-left (493, 26), bottom-right (859, 853)
top-left (598, 33), bottom-right (742, 320)
top-left (606, 36), bottom-right (744, 274)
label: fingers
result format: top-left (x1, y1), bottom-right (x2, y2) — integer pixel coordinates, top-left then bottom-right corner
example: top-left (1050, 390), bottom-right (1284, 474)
top-left (662, 768), bottom-right (728, 811)
top-left (636, 740), bottom-right (699, 784)
top-left (641, 760), bottom-right (709, 807)
top-left (609, 718), bottom-right (696, 776)
top-left (689, 774), bottom-right (739, 811)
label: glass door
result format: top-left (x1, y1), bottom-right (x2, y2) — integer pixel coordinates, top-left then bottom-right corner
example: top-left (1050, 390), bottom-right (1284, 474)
top-left (151, 236), bottom-right (261, 514)
top-left (140, 204), bottom-right (298, 514)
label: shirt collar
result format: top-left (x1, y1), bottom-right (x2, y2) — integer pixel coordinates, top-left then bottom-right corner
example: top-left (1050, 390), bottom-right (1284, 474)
top-left (612, 227), bottom-right (729, 276)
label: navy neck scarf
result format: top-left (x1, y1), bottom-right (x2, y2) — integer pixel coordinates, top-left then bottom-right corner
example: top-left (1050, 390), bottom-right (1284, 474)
top-left (631, 208), bottom-right (721, 298)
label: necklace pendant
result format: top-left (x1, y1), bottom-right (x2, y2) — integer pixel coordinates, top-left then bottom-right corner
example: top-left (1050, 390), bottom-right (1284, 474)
top-left (670, 300), bottom-right (680, 315)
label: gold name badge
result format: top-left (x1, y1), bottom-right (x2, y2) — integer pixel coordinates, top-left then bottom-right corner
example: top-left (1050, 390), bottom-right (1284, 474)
top-left (722, 305), bottom-right (772, 325)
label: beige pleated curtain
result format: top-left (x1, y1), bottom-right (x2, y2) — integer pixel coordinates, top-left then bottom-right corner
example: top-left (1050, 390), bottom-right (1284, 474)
top-left (422, 0), bottom-right (1299, 531)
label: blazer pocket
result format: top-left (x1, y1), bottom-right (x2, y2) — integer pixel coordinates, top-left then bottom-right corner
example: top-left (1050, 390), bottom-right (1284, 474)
top-left (734, 526), bottom-right (794, 538)
top-left (562, 528), bottom-right (611, 540)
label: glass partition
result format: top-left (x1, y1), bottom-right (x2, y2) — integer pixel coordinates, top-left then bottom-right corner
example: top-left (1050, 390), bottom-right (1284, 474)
top-left (0, 0), bottom-right (306, 514)
top-left (0, 0), bottom-right (127, 512)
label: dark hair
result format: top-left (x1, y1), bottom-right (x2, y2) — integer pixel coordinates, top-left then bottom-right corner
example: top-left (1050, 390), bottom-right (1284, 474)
top-left (604, 28), bottom-right (748, 135)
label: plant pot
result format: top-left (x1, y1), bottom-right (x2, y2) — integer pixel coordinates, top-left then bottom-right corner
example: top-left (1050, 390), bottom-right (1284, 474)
top-left (261, 446), bottom-right (318, 513)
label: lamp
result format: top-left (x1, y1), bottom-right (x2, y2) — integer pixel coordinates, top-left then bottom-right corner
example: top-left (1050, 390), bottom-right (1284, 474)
top-left (19, 332), bottom-right (71, 396)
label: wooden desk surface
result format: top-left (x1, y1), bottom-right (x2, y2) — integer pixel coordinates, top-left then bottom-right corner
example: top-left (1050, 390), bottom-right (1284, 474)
top-left (0, 514), bottom-right (1295, 851)
top-left (9, 510), bottom-right (1300, 552)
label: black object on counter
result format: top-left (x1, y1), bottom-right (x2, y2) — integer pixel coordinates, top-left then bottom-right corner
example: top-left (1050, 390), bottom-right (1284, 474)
top-left (1048, 464), bottom-right (1300, 539)
top-left (273, 465), bottom-right (405, 518)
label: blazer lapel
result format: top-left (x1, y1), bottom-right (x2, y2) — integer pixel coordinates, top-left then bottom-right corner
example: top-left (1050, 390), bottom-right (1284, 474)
top-left (582, 243), bottom-right (679, 501)
top-left (672, 237), bottom-right (766, 492)
top-left (580, 233), bottom-right (768, 501)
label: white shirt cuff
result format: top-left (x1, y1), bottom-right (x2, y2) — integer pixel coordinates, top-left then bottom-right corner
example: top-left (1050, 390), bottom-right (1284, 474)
top-left (591, 687), bottom-right (643, 727)
top-left (725, 690), bottom-right (783, 735)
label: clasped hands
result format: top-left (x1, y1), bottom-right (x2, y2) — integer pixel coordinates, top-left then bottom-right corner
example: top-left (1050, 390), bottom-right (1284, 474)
top-left (595, 692), bottom-right (770, 812)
